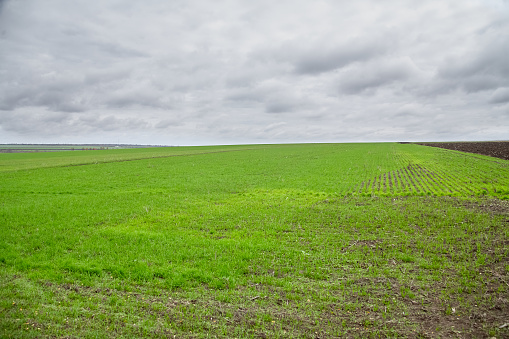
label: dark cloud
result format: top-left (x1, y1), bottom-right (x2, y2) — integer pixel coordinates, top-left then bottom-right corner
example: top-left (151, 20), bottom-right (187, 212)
top-left (490, 88), bottom-right (509, 104)
top-left (337, 59), bottom-right (415, 94)
top-left (265, 102), bottom-right (295, 114)
top-left (293, 38), bottom-right (392, 75)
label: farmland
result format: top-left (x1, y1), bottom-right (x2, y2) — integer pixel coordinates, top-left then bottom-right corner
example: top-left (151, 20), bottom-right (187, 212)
top-left (0, 144), bottom-right (168, 153)
top-left (1, 143), bottom-right (508, 338)
top-left (417, 141), bottom-right (509, 161)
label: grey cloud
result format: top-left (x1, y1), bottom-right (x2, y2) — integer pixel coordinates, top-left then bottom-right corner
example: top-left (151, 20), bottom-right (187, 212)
top-left (1, 0), bottom-right (508, 144)
top-left (226, 91), bottom-right (262, 103)
top-left (0, 110), bottom-right (152, 136)
top-left (263, 122), bottom-right (287, 133)
top-left (337, 59), bottom-right (417, 94)
top-left (75, 114), bottom-right (152, 133)
top-left (88, 40), bottom-right (149, 60)
top-left (461, 76), bottom-right (503, 93)
top-left (227, 80), bottom-right (315, 114)
top-left (226, 81), bottom-right (279, 104)
top-left (84, 68), bottom-right (132, 86)
top-left (0, 90), bottom-right (32, 111)
top-left (437, 30), bottom-right (509, 94)
top-left (0, 64), bottom-right (177, 112)
top-left (392, 104), bottom-right (424, 118)
top-left (441, 41), bottom-right (509, 80)
top-left (82, 115), bottom-right (151, 132)
top-left (0, 0), bottom-right (6, 15)
top-left (0, 111), bottom-right (71, 134)
top-left (293, 38), bottom-right (392, 75)
top-left (490, 88), bottom-right (509, 104)
top-left (104, 89), bottom-right (172, 110)
top-left (55, 103), bottom-right (87, 113)
top-left (223, 62), bottom-right (282, 88)
top-left (265, 102), bottom-right (295, 114)
top-left (0, 83), bottom-right (87, 113)
top-left (155, 118), bottom-right (182, 129)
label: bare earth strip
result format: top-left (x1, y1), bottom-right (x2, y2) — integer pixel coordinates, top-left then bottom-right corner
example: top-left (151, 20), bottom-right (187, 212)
top-left (416, 141), bottom-right (509, 161)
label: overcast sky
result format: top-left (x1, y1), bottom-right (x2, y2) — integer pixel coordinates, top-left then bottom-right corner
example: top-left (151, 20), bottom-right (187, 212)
top-left (1, 0), bottom-right (508, 145)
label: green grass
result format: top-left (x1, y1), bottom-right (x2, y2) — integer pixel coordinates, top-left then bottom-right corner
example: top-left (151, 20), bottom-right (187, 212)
top-left (1, 143), bottom-right (508, 338)
top-left (0, 144), bottom-right (261, 172)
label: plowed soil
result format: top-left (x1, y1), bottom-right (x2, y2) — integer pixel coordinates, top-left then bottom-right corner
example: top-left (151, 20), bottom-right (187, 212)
top-left (416, 141), bottom-right (509, 160)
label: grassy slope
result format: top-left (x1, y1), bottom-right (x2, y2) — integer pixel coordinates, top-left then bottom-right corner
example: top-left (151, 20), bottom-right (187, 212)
top-left (1, 143), bottom-right (508, 338)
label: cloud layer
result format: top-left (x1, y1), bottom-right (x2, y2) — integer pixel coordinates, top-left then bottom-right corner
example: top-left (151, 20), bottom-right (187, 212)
top-left (1, 0), bottom-right (508, 144)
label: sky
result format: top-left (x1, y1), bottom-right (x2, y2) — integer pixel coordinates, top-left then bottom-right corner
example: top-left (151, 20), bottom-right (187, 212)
top-left (0, 0), bottom-right (508, 145)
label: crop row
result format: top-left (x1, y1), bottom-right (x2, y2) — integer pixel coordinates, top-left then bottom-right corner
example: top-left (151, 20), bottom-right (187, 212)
top-left (354, 145), bottom-right (509, 198)
top-left (1, 143), bottom-right (507, 199)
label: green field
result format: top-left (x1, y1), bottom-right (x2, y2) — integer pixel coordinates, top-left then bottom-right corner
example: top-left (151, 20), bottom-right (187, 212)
top-left (1, 143), bottom-right (508, 338)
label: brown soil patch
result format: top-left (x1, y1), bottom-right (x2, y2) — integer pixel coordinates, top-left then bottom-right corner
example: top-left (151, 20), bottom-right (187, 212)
top-left (416, 141), bottom-right (509, 161)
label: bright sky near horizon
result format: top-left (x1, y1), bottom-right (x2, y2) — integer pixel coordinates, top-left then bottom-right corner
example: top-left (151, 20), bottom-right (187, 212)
top-left (0, 0), bottom-right (508, 145)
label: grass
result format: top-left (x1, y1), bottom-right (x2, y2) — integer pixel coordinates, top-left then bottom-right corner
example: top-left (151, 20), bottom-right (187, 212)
top-left (1, 143), bottom-right (508, 338)
top-left (0, 144), bottom-right (261, 172)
